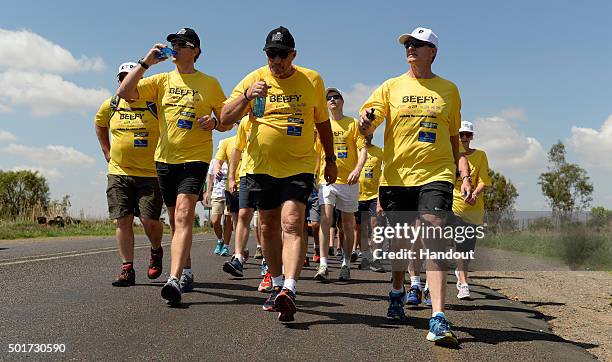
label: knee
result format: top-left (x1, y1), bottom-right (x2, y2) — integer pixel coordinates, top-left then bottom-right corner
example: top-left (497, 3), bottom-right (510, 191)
top-left (116, 215), bottom-right (134, 229)
top-left (281, 216), bottom-right (302, 236)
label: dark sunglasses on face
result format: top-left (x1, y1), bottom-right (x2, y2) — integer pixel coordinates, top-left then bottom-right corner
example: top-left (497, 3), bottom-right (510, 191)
top-left (171, 41), bottom-right (195, 49)
top-left (404, 39), bottom-right (435, 49)
top-left (265, 49), bottom-right (290, 59)
top-left (326, 94), bottom-right (342, 101)
top-left (459, 132), bottom-right (473, 138)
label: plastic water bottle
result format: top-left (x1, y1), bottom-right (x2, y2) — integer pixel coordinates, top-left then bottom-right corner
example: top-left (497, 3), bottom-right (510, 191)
top-left (253, 96), bottom-right (265, 117)
top-left (157, 47), bottom-right (176, 60)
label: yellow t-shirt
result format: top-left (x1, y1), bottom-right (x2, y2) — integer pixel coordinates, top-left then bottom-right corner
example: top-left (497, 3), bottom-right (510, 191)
top-left (137, 70), bottom-right (226, 164)
top-left (359, 145), bottom-right (384, 201)
top-left (317, 116), bottom-right (365, 185)
top-left (235, 116), bottom-right (255, 178)
top-left (452, 149), bottom-right (491, 225)
top-left (226, 65), bottom-right (328, 178)
top-left (95, 96), bottom-right (159, 177)
top-left (360, 74), bottom-right (461, 187)
top-left (215, 135), bottom-right (242, 190)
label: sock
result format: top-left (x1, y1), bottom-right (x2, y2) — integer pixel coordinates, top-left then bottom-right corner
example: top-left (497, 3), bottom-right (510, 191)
top-left (283, 278), bottom-right (297, 293)
top-left (217, 239), bottom-right (223, 244)
top-left (433, 311), bottom-right (445, 319)
top-left (391, 287), bottom-right (404, 295)
top-left (342, 256), bottom-right (350, 267)
top-left (235, 253), bottom-right (245, 264)
top-left (272, 275), bottom-right (284, 288)
top-left (169, 276), bottom-right (179, 282)
top-left (151, 246), bottom-right (162, 253)
top-left (460, 283), bottom-right (469, 287)
top-left (410, 276), bottom-right (421, 289)
top-left (320, 257), bottom-right (328, 267)
top-left (182, 268), bottom-right (192, 278)
top-left (256, 246), bottom-right (262, 250)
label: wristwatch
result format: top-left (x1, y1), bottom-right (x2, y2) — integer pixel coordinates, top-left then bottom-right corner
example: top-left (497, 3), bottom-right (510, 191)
top-left (325, 155), bottom-right (337, 162)
top-left (137, 59), bottom-right (150, 70)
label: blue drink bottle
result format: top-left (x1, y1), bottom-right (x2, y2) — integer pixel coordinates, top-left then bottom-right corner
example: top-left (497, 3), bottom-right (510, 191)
top-left (253, 96), bottom-right (265, 117)
top-left (157, 47), bottom-right (176, 60)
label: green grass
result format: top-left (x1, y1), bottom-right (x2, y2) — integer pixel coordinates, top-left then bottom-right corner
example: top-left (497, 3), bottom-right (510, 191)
top-left (0, 219), bottom-right (211, 240)
top-left (481, 227), bottom-right (612, 270)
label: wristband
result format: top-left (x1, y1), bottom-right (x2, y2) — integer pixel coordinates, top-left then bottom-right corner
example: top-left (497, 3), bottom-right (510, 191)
top-left (137, 59), bottom-right (149, 70)
top-left (462, 175), bottom-right (472, 181)
top-left (243, 89), bottom-right (252, 102)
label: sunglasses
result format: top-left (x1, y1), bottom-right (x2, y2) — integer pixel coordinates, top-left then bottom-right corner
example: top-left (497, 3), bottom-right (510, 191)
top-left (118, 72), bottom-right (128, 82)
top-left (171, 41), bottom-right (195, 49)
top-left (404, 39), bottom-right (435, 49)
top-left (459, 132), bottom-right (473, 138)
top-left (326, 94), bottom-right (342, 101)
top-left (265, 49), bottom-right (290, 59)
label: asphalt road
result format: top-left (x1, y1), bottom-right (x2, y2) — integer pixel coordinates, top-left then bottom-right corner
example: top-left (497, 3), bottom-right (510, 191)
top-left (0, 233), bottom-right (596, 361)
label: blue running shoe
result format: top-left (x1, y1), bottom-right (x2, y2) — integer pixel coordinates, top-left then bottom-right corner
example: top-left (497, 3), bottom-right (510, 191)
top-left (427, 314), bottom-right (459, 346)
top-left (405, 285), bottom-right (422, 305)
top-left (423, 288), bottom-right (432, 307)
top-left (179, 273), bottom-right (194, 293)
top-left (262, 286), bottom-right (282, 311)
top-left (161, 277), bottom-right (182, 306)
top-left (219, 245), bottom-right (230, 256)
top-left (214, 241), bottom-right (223, 255)
top-left (260, 260), bottom-right (268, 276)
top-left (387, 291), bottom-right (407, 321)
top-left (222, 256), bottom-right (243, 277)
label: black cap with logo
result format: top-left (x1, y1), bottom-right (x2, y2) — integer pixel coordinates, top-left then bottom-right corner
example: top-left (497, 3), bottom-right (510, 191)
top-left (166, 28), bottom-right (201, 48)
top-left (263, 26), bottom-right (295, 51)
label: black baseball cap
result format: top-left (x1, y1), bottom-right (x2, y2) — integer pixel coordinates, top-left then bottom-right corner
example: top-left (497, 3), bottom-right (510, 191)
top-left (263, 26), bottom-right (295, 51)
top-left (166, 28), bottom-right (200, 48)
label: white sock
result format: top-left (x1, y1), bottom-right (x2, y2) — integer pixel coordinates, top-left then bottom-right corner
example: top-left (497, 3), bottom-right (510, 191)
top-left (235, 253), bottom-right (245, 264)
top-left (272, 275), bottom-right (284, 288)
top-left (217, 239), bottom-right (223, 244)
top-left (433, 311), bottom-right (445, 318)
top-left (410, 276), bottom-right (421, 289)
top-left (320, 257), bottom-right (328, 267)
top-left (391, 287), bottom-right (404, 294)
top-left (283, 278), bottom-right (297, 293)
top-left (460, 283), bottom-right (469, 287)
top-left (182, 268), bottom-right (192, 278)
top-left (342, 256), bottom-right (350, 267)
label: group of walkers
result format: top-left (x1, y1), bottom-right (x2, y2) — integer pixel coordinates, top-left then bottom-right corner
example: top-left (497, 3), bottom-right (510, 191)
top-left (94, 25), bottom-right (491, 347)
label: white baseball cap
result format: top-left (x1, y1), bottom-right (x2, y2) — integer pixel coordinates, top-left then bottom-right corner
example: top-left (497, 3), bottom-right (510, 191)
top-left (459, 121), bottom-right (474, 133)
top-left (325, 87), bottom-right (343, 97)
top-left (117, 62), bottom-right (137, 77)
top-left (398, 27), bottom-right (439, 48)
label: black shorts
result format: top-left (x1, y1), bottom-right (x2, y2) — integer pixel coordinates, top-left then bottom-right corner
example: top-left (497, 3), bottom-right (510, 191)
top-left (225, 190), bottom-right (239, 214)
top-left (106, 175), bottom-right (163, 220)
top-left (447, 214), bottom-right (478, 253)
top-left (155, 161), bottom-right (208, 208)
top-left (242, 173), bottom-right (314, 210)
top-left (239, 176), bottom-right (256, 209)
top-left (379, 181), bottom-right (453, 224)
top-left (354, 198), bottom-right (377, 225)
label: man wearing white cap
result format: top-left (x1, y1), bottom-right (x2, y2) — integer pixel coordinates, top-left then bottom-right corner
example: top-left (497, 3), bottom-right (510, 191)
top-left (95, 62), bottom-right (164, 288)
top-left (359, 27), bottom-right (472, 346)
top-left (314, 87), bottom-right (367, 282)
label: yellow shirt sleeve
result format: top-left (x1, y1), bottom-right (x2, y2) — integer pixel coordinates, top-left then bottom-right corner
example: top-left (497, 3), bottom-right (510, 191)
top-left (215, 138), bottom-right (228, 162)
top-left (210, 77), bottom-right (227, 117)
top-left (136, 73), bottom-right (165, 102)
top-left (449, 85), bottom-right (461, 137)
top-left (94, 97), bottom-right (112, 127)
top-left (312, 74), bottom-right (329, 123)
top-left (478, 151), bottom-right (492, 186)
top-left (360, 82), bottom-right (389, 130)
top-left (235, 117), bottom-right (250, 151)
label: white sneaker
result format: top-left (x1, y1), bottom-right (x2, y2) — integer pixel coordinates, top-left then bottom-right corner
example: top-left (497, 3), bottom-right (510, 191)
top-left (457, 284), bottom-right (471, 300)
top-left (454, 269), bottom-right (461, 290)
top-left (314, 265), bottom-right (329, 281)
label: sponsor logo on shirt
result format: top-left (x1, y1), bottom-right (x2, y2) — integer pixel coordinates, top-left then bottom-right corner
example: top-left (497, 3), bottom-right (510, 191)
top-left (269, 94), bottom-right (302, 103)
top-left (418, 131), bottom-right (437, 143)
top-left (134, 139), bottom-right (148, 148)
top-left (287, 126), bottom-right (302, 136)
top-left (420, 121), bottom-right (438, 129)
top-left (177, 119), bottom-right (193, 130)
top-left (169, 88), bottom-right (199, 97)
top-left (119, 113), bottom-right (144, 120)
top-left (402, 95), bottom-right (438, 104)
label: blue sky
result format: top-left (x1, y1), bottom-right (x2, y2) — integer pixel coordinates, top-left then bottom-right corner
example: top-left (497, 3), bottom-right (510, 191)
top-left (1, 1), bottom-right (611, 217)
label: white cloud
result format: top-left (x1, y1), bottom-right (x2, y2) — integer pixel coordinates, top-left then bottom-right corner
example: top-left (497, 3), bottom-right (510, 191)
top-left (0, 129), bottom-right (16, 141)
top-left (0, 28), bottom-right (104, 73)
top-left (568, 114), bottom-right (612, 171)
top-left (499, 107), bottom-right (528, 122)
top-left (11, 165), bottom-right (63, 180)
top-left (3, 143), bottom-right (95, 168)
top-left (342, 83), bottom-right (379, 115)
top-left (472, 116), bottom-right (547, 171)
top-left (0, 70), bottom-right (110, 116)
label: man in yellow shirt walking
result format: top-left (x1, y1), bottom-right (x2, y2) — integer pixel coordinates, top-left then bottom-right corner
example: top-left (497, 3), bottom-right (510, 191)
top-left (359, 27), bottom-right (471, 346)
top-left (220, 26), bottom-right (336, 322)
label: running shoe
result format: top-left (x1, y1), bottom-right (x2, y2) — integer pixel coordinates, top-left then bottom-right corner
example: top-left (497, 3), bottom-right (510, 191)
top-left (303, 257), bottom-right (310, 267)
top-left (161, 276), bottom-right (182, 305)
top-left (457, 284), bottom-right (471, 300)
top-left (313, 265), bottom-right (329, 281)
top-left (405, 285), bottom-right (422, 305)
top-left (179, 273), bottom-right (194, 293)
top-left (214, 240), bottom-right (223, 255)
top-left (423, 288), bottom-right (432, 307)
top-left (427, 314), bottom-right (459, 346)
top-left (350, 250), bottom-right (358, 263)
top-left (313, 254), bottom-right (320, 263)
top-left (369, 259), bottom-right (386, 273)
top-left (260, 260), bottom-right (268, 276)
top-left (358, 257), bottom-right (370, 270)
top-left (262, 286), bottom-right (282, 311)
top-left (148, 247), bottom-right (163, 279)
top-left (112, 264), bottom-right (135, 287)
top-left (223, 256), bottom-right (244, 277)
top-left (275, 288), bottom-right (297, 322)
top-left (328, 246), bottom-right (335, 256)
top-left (254, 247), bottom-right (264, 259)
top-left (336, 248), bottom-right (343, 259)
top-left (338, 265), bottom-right (350, 281)
top-left (454, 269), bottom-right (461, 290)
top-left (219, 244), bottom-right (230, 256)
top-left (387, 291), bottom-right (407, 321)
top-left (258, 272), bottom-right (272, 293)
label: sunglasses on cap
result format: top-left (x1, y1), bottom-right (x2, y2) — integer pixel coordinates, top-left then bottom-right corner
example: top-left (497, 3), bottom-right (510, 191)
top-left (404, 39), bottom-right (435, 49)
top-left (326, 94), bottom-right (342, 101)
top-left (171, 41), bottom-right (195, 49)
top-left (459, 132), bottom-right (473, 138)
top-left (265, 48), bottom-right (290, 59)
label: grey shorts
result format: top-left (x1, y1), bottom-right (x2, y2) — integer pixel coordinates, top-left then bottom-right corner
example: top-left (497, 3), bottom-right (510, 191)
top-left (106, 174), bottom-right (163, 220)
